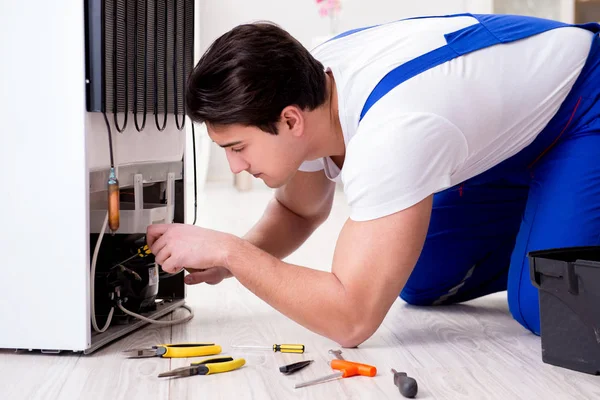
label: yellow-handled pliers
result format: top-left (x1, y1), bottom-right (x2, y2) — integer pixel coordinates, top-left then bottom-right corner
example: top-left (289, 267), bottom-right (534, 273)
top-left (158, 356), bottom-right (246, 378)
top-left (123, 343), bottom-right (222, 358)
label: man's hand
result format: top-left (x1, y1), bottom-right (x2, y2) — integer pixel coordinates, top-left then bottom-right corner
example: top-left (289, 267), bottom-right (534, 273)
top-left (146, 223), bottom-right (237, 281)
top-left (184, 266), bottom-right (232, 285)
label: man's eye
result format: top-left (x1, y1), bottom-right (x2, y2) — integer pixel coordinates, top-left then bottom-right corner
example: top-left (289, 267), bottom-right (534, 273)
top-left (231, 147), bottom-right (243, 153)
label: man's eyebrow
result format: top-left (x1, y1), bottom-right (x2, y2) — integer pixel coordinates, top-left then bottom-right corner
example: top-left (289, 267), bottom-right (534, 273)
top-left (217, 141), bottom-right (242, 148)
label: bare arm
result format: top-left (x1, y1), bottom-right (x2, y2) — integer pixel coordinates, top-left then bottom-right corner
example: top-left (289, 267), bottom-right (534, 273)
top-left (182, 170), bottom-right (335, 284)
top-left (147, 190), bottom-right (432, 345)
top-left (225, 195), bottom-right (433, 347)
top-left (243, 170), bottom-right (335, 259)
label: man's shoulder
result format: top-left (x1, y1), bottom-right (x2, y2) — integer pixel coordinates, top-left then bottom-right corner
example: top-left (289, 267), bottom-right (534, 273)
top-left (342, 112), bottom-right (467, 180)
top-left (340, 112), bottom-right (468, 221)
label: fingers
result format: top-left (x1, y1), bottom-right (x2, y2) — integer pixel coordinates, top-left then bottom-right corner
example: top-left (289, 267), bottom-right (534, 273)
top-left (154, 243), bottom-right (182, 274)
top-left (146, 224), bottom-right (169, 248)
top-left (161, 257), bottom-right (183, 274)
top-left (149, 226), bottom-right (178, 273)
top-left (184, 268), bottom-right (228, 285)
top-left (154, 246), bottom-right (171, 268)
top-left (150, 232), bottom-right (170, 260)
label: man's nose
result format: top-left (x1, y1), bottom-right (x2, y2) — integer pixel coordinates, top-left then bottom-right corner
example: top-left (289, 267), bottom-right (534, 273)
top-left (226, 152), bottom-right (250, 174)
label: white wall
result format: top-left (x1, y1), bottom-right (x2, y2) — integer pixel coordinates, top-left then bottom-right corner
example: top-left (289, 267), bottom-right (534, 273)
top-left (198, 0), bottom-right (493, 182)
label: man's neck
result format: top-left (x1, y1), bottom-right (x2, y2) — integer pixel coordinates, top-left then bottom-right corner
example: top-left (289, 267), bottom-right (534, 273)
top-left (327, 71), bottom-right (346, 170)
top-left (306, 71), bottom-right (345, 168)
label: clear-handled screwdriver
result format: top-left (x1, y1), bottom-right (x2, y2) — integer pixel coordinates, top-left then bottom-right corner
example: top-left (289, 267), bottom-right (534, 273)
top-left (231, 344), bottom-right (305, 354)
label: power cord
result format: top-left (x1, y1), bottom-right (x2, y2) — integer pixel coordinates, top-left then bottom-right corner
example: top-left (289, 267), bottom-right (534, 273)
top-left (117, 301), bottom-right (194, 326)
top-left (188, 0), bottom-right (198, 226)
top-left (191, 122), bottom-right (198, 225)
top-left (91, 211), bottom-right (114, 333)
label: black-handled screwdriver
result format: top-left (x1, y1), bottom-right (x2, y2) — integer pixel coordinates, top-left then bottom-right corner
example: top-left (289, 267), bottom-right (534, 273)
top-left (391, 369), bottom-right (418, 398)
top-left (279, 360), bottom-right (313, 375)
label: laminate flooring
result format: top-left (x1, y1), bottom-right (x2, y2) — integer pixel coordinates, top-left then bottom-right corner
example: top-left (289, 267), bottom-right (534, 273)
top-left (1, 183), bottom-right (598, 400)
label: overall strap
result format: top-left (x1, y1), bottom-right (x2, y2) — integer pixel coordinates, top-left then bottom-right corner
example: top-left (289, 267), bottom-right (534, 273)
top-left (323, 13), bottom-right (474, 44)
top-left (358, 14), bottom-right (600, 122)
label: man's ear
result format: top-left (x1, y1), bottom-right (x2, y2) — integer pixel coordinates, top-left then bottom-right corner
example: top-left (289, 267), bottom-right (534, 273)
top-left (280, 106), bottom-right (304, 137)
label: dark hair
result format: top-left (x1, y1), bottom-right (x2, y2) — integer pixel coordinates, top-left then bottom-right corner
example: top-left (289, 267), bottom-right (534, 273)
top-left (185, 22), bottom-right (327, 134)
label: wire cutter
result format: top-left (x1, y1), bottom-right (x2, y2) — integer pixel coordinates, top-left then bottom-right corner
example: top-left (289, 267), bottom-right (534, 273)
top-left (122, 343), bottom-right (222, 358)
top-left (158, 356), bottom-right (246, 378)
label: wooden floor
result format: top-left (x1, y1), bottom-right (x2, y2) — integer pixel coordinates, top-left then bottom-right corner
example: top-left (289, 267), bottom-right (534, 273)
top-left (2, 183), bottom-right (598, 400)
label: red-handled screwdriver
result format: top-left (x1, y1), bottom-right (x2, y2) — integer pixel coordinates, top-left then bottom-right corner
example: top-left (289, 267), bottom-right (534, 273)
top-left (294, 359), bottom-right (377, 389)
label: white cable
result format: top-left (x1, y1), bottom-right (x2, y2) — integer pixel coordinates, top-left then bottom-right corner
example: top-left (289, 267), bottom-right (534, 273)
top-left (117, 302), bottom-right (194, 326)
top-left (91, 212), bottom-right (114, 333)
top-left (91, 114), bottom-right (119, 333)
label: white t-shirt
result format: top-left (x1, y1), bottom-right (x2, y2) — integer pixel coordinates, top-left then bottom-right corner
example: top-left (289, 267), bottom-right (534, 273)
top-left (299, 15), bottom-right (594, 221)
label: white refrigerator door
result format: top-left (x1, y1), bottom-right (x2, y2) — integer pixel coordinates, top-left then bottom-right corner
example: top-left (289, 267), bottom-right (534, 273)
top-left (0, 0), bottom-right (91, 351)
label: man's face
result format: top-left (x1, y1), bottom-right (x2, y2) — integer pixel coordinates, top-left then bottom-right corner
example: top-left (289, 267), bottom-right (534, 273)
top-left (207, 123), bottom-right (307, 188)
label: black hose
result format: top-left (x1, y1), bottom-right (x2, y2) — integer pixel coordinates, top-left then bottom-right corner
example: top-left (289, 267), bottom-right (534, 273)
top-left (104, 112), bottom-right (115, 167)
top-left (191, 123), bottom-right (198, 225)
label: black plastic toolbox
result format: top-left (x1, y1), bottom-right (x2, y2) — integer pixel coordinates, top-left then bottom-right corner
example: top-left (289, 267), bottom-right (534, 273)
top-left (529, 246), bottom-right (600, 375)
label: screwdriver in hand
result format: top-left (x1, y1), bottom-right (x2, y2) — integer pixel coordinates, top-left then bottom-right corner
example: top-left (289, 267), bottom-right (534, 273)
top-left (295, 359), bottom-right (377, 389)
top-left (111, 244), bottom-right (153, 269)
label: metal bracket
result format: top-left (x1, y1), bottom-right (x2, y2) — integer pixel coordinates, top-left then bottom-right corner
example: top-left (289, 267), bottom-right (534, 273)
top-left (89, 161), bottom-right (183, 193)
top-left (167, 172), bottom-right (175, 223)
top-left (134, 174), bottom-right (144, 210)
top-left (133, 174), bottom-right (144, 231)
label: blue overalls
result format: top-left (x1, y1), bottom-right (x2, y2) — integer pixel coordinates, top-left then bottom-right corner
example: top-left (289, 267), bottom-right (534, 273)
top-left (332, 14), bottom-right (600, 335)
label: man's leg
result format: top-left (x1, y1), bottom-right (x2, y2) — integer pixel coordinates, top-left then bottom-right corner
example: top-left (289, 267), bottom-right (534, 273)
top-left (507, 30), bottom-right (600, 334)
top-left (400, 174), bottom-right (530, 306)
top-left (508, 126), bottom-right (600, 335)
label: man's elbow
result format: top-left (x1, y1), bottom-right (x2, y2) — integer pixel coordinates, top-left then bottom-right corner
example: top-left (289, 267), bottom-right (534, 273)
top-left (332, 317), bottom-right (379, 348)
top-left (309, 210), bottom-right (330, 230)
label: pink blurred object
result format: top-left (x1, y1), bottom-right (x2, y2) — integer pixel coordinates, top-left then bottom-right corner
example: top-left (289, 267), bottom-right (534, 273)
top-left (315, 0), bottom-right (342, 35)
top-left (316, 0), bottom-right (342, 18)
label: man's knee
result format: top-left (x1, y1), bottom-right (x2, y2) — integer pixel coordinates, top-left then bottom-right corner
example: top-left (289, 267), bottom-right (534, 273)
top-left (508, 285), bottom-right (541, 336)
top-left (399, 291), bottom-right (436, 306)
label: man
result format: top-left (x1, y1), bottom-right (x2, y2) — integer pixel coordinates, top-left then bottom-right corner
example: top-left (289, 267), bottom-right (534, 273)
top-left (147, 13), bottom-right (600, 347)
